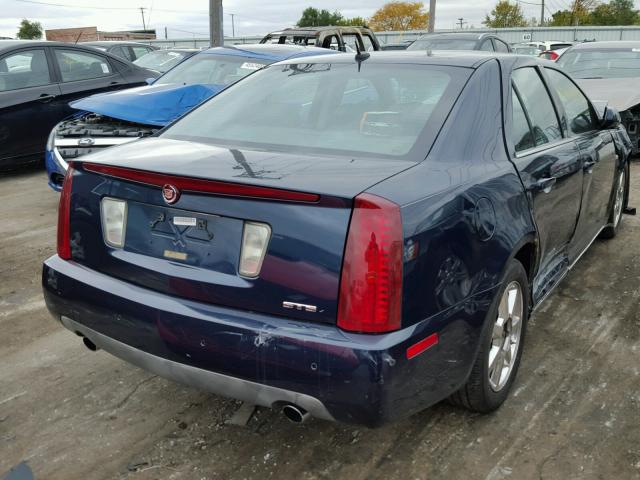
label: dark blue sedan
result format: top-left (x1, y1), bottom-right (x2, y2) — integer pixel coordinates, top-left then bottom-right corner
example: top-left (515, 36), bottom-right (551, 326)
top-left (42, 51), bottom-right (631, 426)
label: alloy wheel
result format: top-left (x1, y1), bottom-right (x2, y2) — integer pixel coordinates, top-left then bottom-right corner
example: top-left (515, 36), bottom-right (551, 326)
top-left (613, 170), bottom-right (625, 228)
top-left (488, 281), bottom-right (523, 392)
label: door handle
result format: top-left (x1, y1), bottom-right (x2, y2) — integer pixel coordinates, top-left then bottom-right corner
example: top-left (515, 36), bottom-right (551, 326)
top-left (535, 177), bottom-right (557, 194)
top-left (109, 81), bottom-right (120, 85)
top-left (583, 160), bottom-right (596, 174)
top-left (38, 93), bottom-right (55, 103)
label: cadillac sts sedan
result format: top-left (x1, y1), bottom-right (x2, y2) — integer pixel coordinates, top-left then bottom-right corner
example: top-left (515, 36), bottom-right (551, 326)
top-left (43, 52), bottom-right (631, 427)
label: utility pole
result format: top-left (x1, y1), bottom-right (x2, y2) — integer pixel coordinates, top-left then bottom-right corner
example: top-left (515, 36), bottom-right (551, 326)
top-left (209, 0), bottom-right (223, 47)
top-left (229, 13), bottom-right (235, 38)
top-left (457, 17), bottom-right (466, 29)
top-left (540, 0), bottom-right (545, 26)
top-left (428, 0), bottom-right (436, 33)
top-left (164, 26), bottom-right (168, 39)
top-left (140, 7), bottom-right (147, 31)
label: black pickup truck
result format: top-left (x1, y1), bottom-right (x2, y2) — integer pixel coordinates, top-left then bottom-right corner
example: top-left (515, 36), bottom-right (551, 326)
top-left (260, 26), bottom-right (381, 52)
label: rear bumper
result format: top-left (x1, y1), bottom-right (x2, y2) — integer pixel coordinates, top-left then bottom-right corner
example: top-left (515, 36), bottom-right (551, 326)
top-left (43, 255), bottom-right (493, 426)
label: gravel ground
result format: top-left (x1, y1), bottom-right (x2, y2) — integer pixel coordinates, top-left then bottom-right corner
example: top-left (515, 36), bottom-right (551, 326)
top-left (1, 165), bottom-right (639, 480)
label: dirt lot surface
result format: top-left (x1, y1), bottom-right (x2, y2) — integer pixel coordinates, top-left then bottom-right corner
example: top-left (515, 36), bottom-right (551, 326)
top-left (1, 166), bottom-right (639, 480)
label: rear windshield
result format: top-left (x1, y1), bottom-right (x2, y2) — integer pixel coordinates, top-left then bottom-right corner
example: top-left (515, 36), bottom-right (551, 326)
top-left (557, 49), bottom-right (640, 78)
top-left (408, 38), bottom-right (477, 51)
top-left (163, 62), bottom-right (469, 160)
top-left (156, 54), bottom-right (270, 86)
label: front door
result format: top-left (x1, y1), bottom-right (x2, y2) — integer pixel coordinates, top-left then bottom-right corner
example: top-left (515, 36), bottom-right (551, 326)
top-left (544, 68), bottom-right (618, 261)
top-left (508, 67), bottom-right (584, 301)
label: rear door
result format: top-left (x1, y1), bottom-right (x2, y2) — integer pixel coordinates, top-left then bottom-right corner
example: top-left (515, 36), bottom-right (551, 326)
top-left (0, 47), bottom-right (61, 164)
top-left (51, 47), bottom-right (126, 118)
top-left (508, 66), bottom-right (583, 301)
top-left (543, 67), bottom-right (617, 259)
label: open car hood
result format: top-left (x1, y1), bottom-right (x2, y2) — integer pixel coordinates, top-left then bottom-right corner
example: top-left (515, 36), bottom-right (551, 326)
top-left (577, 77), bottom-right (640, 112)
top-left (70, 83), bottom-right (224, 127)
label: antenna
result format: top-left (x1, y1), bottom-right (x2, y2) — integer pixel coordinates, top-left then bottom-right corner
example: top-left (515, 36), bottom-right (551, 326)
top-left (354, 40), bottom-right (370, 72)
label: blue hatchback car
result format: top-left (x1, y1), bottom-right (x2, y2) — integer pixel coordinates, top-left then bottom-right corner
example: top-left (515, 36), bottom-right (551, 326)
top-left (44, 44), bottom-right (334, 191)
top-left (43, 52), bottom-right (630, 426)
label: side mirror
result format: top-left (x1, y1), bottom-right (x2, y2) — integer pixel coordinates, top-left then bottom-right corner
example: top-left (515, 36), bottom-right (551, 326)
top-left (145, 77), bottom-right (156, 85)
top-left (601, 106), bottom-right (621, 129)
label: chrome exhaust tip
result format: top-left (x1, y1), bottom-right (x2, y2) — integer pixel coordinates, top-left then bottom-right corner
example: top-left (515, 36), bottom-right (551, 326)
top-left (282, 404), bottom-right (310, 424)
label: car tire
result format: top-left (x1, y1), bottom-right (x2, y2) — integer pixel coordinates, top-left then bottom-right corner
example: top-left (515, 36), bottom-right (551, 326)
top-left (449, 259), bottom-right (529, 413)
top-left (600, 164), bottom-right (628, 239)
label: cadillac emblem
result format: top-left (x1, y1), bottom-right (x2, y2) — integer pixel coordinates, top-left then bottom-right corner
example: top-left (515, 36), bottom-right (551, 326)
top-left (162, 184), bottom-right (180, 205)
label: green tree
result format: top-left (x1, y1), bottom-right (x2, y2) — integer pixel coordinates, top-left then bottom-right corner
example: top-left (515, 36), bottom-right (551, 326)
top-left (484, 1), bottom-right (527, 27)
top-left (16, 19), bottom-right (43, 40)
top-left (297, 7), bottom-right (345, 27)
top-left (589, 0), bottom-right (639, 25)
top-left (337, 16), bottom-right (369, 27)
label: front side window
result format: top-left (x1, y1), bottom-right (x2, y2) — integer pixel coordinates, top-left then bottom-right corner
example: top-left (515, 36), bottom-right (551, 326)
top-left (512, 68), bottom-right (562, 147)
top-left (0, 49), bottom-right (51, 91)
top-left (362, 35), bottom-right (375, 52)
top-left (55, 49), bottom-right (113, 82)
top-left (164, 63), bottom-right (468, 160)
top-left (545, 68), bottom-right (596, 134)
top-left (342, 34), bottom-right (361, 53)
top-left (494, 40), bottom-right (509, 53)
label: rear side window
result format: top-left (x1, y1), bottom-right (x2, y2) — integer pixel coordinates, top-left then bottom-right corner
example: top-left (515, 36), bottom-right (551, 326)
top-left (164, 63), bottom-right (468, 160)
top-left (511, 90), bottom-right (535, 152)
top-left (362, 35), bottom-right (375, 52)
top-left (545, 68), bottom-right (596, 134)
top-left (480, 40), bottom-right (494, 51)
top-left (55, 49), bottom-right (113, 82)
top-left (131, 46), bottom-right (152, 60)
top-left (512, 67), bottom-right (562, 146)
top-left (342, 34), bottom-right (361, 52)
top-left (0, 49), bottom-right (51, 91)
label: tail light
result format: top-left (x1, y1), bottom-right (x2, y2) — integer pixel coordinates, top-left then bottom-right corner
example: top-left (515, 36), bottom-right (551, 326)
top-left (338, 193), bottom-right (403, 333)
top-left (57, 165), bottom-right (74, 260)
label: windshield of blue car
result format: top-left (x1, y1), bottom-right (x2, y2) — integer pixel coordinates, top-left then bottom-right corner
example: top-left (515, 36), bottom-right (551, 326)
top-left (408, 38), bottom-right (478, 50)
top-left (155, 54), bottom-right (270, 86)
top-left (163, 63), bottom-right (469, 160)
top-left (557, 49), bottom-right (640, 78)
top-left (133, 50), bottom-right (189, 73)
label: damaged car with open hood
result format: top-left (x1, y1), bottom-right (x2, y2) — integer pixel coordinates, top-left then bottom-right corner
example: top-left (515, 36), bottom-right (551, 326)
top-left (44, 44), bottom-right (334, 190)
top-left (557, 41), bottom-right (640, 156)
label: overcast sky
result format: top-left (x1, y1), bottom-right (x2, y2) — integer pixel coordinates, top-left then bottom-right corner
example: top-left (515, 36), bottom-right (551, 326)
top-left (1, 0), bottom-right (640, 40)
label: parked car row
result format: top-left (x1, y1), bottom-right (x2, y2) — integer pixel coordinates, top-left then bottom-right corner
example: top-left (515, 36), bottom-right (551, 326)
top-left (0, 34), bottom-right (636, 427)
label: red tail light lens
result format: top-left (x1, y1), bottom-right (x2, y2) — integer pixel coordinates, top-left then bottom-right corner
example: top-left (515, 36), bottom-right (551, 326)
top-left (57, 165), bottom-right (74, 260)
top-left (337, 193), bottom-right (403, 333)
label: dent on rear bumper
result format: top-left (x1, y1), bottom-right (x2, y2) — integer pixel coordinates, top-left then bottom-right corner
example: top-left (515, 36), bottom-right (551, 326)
top-left (43, 255), bottom-right (495, 426)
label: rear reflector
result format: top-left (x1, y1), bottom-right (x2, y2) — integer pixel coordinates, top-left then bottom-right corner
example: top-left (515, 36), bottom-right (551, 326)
top-left (57, 165), bottom-right (74, 260)
top-left (100, 197), bottom-right (127, 248)
top-left (337, 193), bottom-right (403, 333)
top-left (406, 333), bottom-right (439, 360)
top-left (239, 222), bottom-right (271, 277)
top-left (82, 163), bottom-right (320, 203)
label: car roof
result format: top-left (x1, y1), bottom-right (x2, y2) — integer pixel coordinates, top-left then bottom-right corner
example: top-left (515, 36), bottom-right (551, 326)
top-left (416, 32), bottom-right (495, 41)
top-left (82, 41), bottom-right (155, 46)
top-left (200, 44), bottom-right (335, 61)
top-left (0, 39), bottom-right (143, 57)
top-left (267, 26), bottom-right (369, 34)
top-left (276, 50), bottom-right (523, 68)
top-left (569, 40), bottom-right (640, 50)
